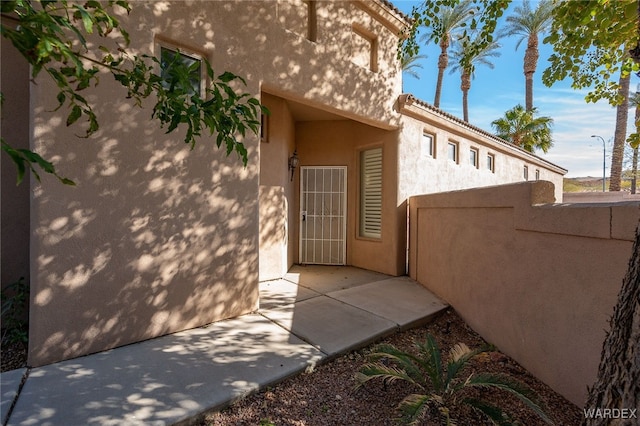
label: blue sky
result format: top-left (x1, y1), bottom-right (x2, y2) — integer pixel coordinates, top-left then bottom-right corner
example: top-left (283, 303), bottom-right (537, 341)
top-left (392, 0), bottom-right (639, 178)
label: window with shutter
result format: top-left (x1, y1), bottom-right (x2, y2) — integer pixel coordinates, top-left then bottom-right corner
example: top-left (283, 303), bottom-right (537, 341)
top-left (359, 147), bottom-right (382, 239)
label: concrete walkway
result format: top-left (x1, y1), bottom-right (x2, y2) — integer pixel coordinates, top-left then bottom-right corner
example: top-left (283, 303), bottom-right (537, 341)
top-left (1, 266), bottom-right (447, 426)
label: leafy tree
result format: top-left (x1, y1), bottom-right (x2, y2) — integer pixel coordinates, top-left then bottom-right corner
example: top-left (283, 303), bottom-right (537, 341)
top-left (500, 0), bottom-right (553, 111)
top-left (491, 104), bottom-right (553, 153)
top-left (542, 0), bottom-right (639, 106)
top-left (418, 0), bottom-right (475, 108)
top-left (355, 334), bottom-right (551, 425)
top-left (449, 34), bottom-right (501, 122)
top-left (0, 0), bottom-right (265, 186)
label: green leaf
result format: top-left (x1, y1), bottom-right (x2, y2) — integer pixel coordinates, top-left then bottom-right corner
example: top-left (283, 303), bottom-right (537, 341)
top-left (67, 105), bottom-right (82, 126)
top-left (75, 5), bottom-right (95, 34)
top-left (218, 71), bottom-right (237, 83)
top-left (56, 91), bottom-right (66, 109)
top-left (59, 177), bottom-right (76, 186)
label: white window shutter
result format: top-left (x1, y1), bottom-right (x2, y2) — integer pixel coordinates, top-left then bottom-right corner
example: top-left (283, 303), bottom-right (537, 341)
top-left (360, 148), bottom-right (382, 239)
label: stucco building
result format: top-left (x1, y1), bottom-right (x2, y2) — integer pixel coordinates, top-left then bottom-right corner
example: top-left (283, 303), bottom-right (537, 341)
top-left (1, 0), bottom-right (565, 367)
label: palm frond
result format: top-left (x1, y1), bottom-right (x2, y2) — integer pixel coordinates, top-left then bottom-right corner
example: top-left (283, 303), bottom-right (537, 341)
top-left (501, 0), bottom-right (553, 48)
top-left (355, 362), bottom-right (422, 391)
top-left (445, 344), bottom-right (489, 389)
top-left (415, 335), bottom-right (444, 392)
top-left (463, 398), bottom-right (513, 426)
top-left (398, 393), bottom-right (434, 426)
top-left (449, 342), bottom-right (472, 362)
top-left (367, 344), bottom-right (429, 387)
top-left (492, 104), bottom-right (553, 153)
top-left (464, 372), bottom-right (554, 424)
top-left (420, 0), bottom-right (475, 44)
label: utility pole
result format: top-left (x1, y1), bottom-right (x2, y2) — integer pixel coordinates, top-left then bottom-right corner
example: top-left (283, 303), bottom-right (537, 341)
top-left (591, 135), bottom-right (607, 192)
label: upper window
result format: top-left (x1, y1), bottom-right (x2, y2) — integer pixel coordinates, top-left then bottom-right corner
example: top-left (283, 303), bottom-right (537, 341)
top-left (422, 132), bottom-right (435, 158)
top-left (278, 0), bottom-right (316, 41)
top-left (352, 26), bottom-right (378, 72)
top-left (160, 46), bottom-right (203, 96)
top-left (447, 142), bottom-right (459, 163)
top-left (487, 153), bottom-right (495, 173)
top-left (535, 169), bottom-right (540, 180)
top-left (469, 147), bottom-right (479, 168)
top-left (524, 165), bottom-right (529, 181)
top-left (359, 147), bottom-right (383, 239)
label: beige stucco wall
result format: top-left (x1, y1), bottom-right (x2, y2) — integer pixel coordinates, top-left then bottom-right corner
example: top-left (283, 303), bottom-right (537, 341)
top-left (259, 94), bottom-right (297, 280)
top-left (398, 100), bottom-right (566, 202)
top-left (262, 0), bottom-right (404, 128)
top-left (1, 27), bottom-right (31, 289)
top-left (408, 181), bottom-right (640, 406)
top-left (22, 0), bottom-right (406, 366)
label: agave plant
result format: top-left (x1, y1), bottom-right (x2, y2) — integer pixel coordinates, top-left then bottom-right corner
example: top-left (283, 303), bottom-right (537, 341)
top-left (355, 334), bottom-right (553, 425)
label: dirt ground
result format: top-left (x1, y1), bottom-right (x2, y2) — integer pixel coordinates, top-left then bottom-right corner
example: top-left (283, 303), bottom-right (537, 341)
top-left (202, 308), bottom-right (583, 426)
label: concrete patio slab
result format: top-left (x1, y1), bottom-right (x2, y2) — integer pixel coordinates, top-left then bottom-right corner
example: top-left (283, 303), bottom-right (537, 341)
top-left (285, 265), bottom-right (390, 293)
top-left (1, 368), bottom-right (25, 425)
top-left (3, 266), bottom-right (449, 426)
top-left (7, 314), bottom-right (323, 426)
top-left (259, 279), bottom-right (321, 309)
top-left (261, 296), bottom-right (397, 356)
top-left (329, 277), bottom-right (448, 328)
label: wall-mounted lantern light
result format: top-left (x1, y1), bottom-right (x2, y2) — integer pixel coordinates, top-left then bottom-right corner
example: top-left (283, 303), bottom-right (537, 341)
top-left (288, 150), bottom-right (299, 181)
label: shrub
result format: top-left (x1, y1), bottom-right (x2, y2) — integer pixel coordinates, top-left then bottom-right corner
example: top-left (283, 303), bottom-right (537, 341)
top-left (1, 277), bottom-right (29, 347)
top-left (355, 334), bottom-right (552, 425)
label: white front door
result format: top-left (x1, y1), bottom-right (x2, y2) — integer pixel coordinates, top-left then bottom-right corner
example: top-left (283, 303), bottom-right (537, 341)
top-left (299, 166), bottom-right (347, 265)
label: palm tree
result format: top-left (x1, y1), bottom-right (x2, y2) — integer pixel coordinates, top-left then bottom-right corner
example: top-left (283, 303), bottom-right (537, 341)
top-left (501, 0), bottom-right (553, 111)
top-left (420, 0), bottom-right (475, 108)
top-left (491, 104), bottom-right (554, 153)
top-left (401, 51), bottom-right (428, 81)
top-left (609, 71), bottom-right (631, 191)
top-left (449, 36), bottom-right (501, 122)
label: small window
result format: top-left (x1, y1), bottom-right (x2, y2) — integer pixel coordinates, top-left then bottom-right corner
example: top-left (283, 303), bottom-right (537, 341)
top-left (261, 113), bottom-right (269, 143)
top-left (160, 46), bottom-right (203, 96)
top-left (469, 147), bottom-right (479, 168)
top-left (278, 0), bottom-right (311, 40)
top-left (487, 154), bottom-right (495, 172)
top-left (535, 169), bottom-right (540, 180)
top-left (307, 1), bottom-right (317, 42)
top-left (524, 165), bottom-right (529, 181)
top-left (423, 132), bottom-right (435, 158)
top-left (360, 147), bottom-right (383, 239)
top-left (447, 142), bottom-right (458, 163)
top-left (352, 26), bottom-right (378, 72)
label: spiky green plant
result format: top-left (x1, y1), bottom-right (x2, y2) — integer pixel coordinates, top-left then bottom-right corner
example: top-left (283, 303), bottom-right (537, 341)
top-left (355, 335), bottom-right (553, 426)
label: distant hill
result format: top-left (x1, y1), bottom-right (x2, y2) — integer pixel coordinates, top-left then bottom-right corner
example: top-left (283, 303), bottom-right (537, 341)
top-left (564, 176), bottom-right (633, 192)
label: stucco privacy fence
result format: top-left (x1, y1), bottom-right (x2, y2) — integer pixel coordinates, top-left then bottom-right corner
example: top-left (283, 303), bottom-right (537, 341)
top-left (408, 180), bottom-right (640, 407)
